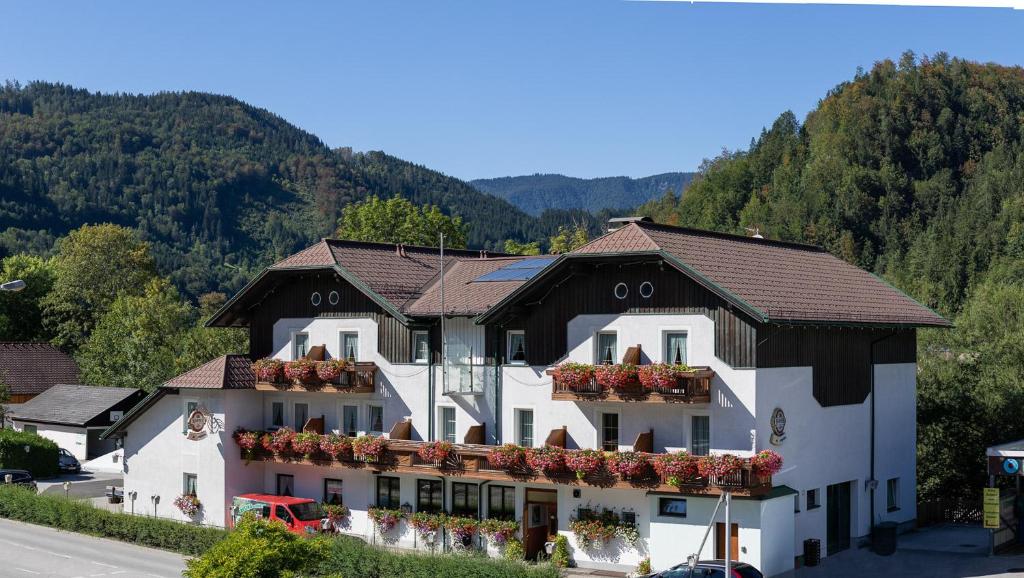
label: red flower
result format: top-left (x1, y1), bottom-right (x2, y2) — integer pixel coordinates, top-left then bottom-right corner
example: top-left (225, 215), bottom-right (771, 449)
top-left (418, 441), bottom-right (454, 464)
top-left (251, 358), bottom-right (284, 382)
top-left (652, 452), bottom-right (698, 486)
top-left (526, 445), bottom-right (567, 474)
top-left (487, 444), bottom-right (527, 470)
top-left (751, 449), bottom-right (783, 476)
top-left (564, 449), bottom-right (605, 480)
top-left (552, 362), bottom-right (596, 390)
top-left (607, 451), bottom-right (651, 478)
top-left (319, 434), bottom-right (352, 459)
top-left (697, 454), bottom-right (743, 479)
top-left (594, 364), bottom-right (638, 389)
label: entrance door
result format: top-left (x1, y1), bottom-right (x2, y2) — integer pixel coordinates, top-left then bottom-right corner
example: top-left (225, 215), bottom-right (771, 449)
top-left (827, 481), bottom-right (852, 555)
top-left (524, 489), bottom-right (558, 561)
top-left (715, 522), bottom-right (739, 560)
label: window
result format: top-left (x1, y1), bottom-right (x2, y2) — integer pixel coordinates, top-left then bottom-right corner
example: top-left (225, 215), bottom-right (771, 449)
top-left (516, 409), bottom-right (534, 447)
top-left (412, 331), bottom-right (430, 364)
top-left (368, 405), bottom-right (384, 435)
top-left (488, 485), bottom-right (516, 520)
top-left (600, 412), bottom-right (619, 451)
top-left (183, 473), bottom-right (198, 496)
top-left (271, 402), bottom-right (285, 428)
top-left (340, 332), bottom-right (359, 362)
top-left (293, 332), bottom-right (310, 360)
top-left (807, 488), bottom-right (820, 510)
top-left (441, 407), bottom-right (457, 444)
top-left (377, 476), bottom-right (401, 509)
top-left (342, 405), bottom-right (359, 437)
top-left (691, 415), bottom-right (710, 456)
top-left (417, 479), bottom-right (443, 512)
top-left (277, 474), bottom-right (295, 497)
top-left (794, 494), bottom-right (801, 513)
top-left (451, 483), bottom-right (479, 517)
top-left (294, 403), bottom-right (309, 431)
top-left (596, 332), bottom-right (617, 364)
top-left (324, 479), bottom-right (343, 505)
top-left (507, 330), bottom-right (526, 364)
top-left (665, 332), bottom-right (688, 365)
top-left (23, 424), bottom-right (37, 434)
top-left (183, 401), bottom-right (198, 433)
top-left (658, 497), bottom-right (687, 518)
top-left (887, 478), bottom-right (900, 512)
top-left (275, 505), bottom-right (294, 526)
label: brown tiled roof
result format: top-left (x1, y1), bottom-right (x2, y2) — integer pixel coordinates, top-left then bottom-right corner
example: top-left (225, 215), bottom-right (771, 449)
top-left (163, 354), bottom-right (255, 390)
top-left (572, 222), bottom-right (949, 327)
top-left (0, 343), bottom-right (80, 396)
top-left (407, 257), bottom-right (534, 316)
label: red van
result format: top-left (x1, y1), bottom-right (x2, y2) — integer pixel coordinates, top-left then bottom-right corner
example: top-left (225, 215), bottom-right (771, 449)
top-left (231, 493), bottom-right (325, 535)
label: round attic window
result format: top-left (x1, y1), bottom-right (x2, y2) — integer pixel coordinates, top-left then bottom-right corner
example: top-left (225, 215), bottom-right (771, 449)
top-left (613, 282), bottom-right (628, 300)
top-left (639, 281), bottom-right (654, 299)
top-left (311, 292), bottom-right (322, 306)
top-left (328, 290), bottom-right (340, 305)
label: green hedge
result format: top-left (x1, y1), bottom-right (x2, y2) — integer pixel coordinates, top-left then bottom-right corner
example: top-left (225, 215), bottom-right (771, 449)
top-left (0, 429), bottom-right (59, 477)
top-left (0, 485), bottom-right (227, 555)
top-left (312, 534), bottom-right (560, 578)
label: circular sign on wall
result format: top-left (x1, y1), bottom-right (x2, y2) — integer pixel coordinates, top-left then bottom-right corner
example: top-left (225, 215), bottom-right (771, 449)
top-left (186, 409), bottom-right (209, 441)
top-left (769, 407), bottom-right (787, 446)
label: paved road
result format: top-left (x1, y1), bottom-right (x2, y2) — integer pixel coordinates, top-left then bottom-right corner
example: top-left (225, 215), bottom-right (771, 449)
top-left (0, 518), bottom-right (186, 578)
top-left (37, 471), bottom-right (122, 498)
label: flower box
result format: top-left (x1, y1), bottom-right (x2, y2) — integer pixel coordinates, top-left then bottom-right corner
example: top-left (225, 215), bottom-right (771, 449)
top-left (526, 445), bottom-right (567, 475)
top-left (174, 494), bottom-right (201, 517)
top-left (479, 518), bottom-right (519, 544)
top-left (319, 434), bottom-right (352, 460)
top-left (417, 440), bottom-right (454, 466)
top-left (291, 432), bottom-right (321, 459)
top-left (487, 444), bottom-right (528, 470)
top-left (368, 507), bottom-right (403, 534)
top-left (316, 359), bottom-right (346, 382)
top-left (652, 451), bottom-right (698, 487)
top-left (595, 364), bottom-right (638, 390)
top-left (551, 362), bottom-right (596, 391)
top-left (352, 435), bottom-right (386, 462)
top-left (252, 358), bottom-right (284, 383)
top-left (564, 449), bottom-right (605, 480)
top-left (264, 427), bottom-right (295, 455)
top-left (607, 451), bottom-right (652, 479)
top-left (284, 359), bottom-right (317, 383)
top-left (751, 449), bottom-right (783, 477)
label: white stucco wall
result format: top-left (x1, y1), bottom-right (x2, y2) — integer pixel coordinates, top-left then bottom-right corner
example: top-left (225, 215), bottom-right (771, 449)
top-left (12, 421), bottom-right (87, 460)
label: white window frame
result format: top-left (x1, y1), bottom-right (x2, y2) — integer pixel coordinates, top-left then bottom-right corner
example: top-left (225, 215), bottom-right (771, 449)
top-left (367, 404), bottom-right (384, 435)
top-left (595, 331), bottom-right (618, 365)
top-left (291, 331), bottom-right (310, 361)
top-left (412, 330), bottom-right (429, 364)
top-left (661, 328), bottom-right (691, 365)
top-left (339, 330), bottom-right (360, 362)
top-left (183, 473), bottom-right (198, 496)
top-left (689, 413), bottom-right (711, 456)
top-left (506, 330), bottom-right (526, 365)
top-left (438, 405), bottom-right (457, 444)
top-left (597, 410), bottom-right (621, 452)
top-left (514, 407), bottom-right (536, 448)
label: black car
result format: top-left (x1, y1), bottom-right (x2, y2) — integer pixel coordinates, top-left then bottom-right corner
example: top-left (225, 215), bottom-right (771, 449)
top-left (645, 560), bottom-right (763, 578)
top-left (58, 448), bottom-right (81, 473)
top-left (0, 469), bottom-right (38, 492)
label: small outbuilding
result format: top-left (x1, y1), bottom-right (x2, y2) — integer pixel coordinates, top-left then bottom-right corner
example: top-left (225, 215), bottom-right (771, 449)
top-left (8, 384), bottom-right (146, 460)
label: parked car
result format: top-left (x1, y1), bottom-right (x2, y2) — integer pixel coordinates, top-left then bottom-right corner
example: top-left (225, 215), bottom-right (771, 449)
top-left (0, 469), bottom-right (37, 492)
top-left (58, 448), bottom-right (81, 473)
top-left (230, 493), bottom-right (326, 535)
top-left (644, 560), bottom-right (764, 578)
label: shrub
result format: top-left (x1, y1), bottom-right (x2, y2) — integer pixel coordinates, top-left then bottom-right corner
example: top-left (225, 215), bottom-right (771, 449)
top-left (502, 536), bottom-right (526, 561)
top-left (0, 429), bottom-right (59, 477)
top-left (0, 485), bottom-right (225, 555)
top-left (184, 515), bottom-right (324, 578)
top-left (550, 534), bottom-right (570, 568)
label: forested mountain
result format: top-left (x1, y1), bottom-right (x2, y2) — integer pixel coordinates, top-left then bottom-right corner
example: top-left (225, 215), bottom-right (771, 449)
top-left (471, 172), bottom-right (695, 216)
top-left (0, 82), bottom-right (564, 297)
top-left (637, 52), bottom-right (1024, 500)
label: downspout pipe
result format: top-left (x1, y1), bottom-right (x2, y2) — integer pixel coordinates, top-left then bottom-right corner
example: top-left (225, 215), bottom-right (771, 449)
top-left (869, 331), bottom-right (897, 539)
top-left (477, 480), bottom-right (492, 550)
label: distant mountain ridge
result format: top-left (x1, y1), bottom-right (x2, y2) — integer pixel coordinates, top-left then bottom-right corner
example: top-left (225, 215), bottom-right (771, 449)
top-left (470, 172), bottom-right (695, 216)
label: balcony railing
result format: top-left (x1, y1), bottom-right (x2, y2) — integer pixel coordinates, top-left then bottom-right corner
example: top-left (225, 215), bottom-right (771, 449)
top-left (548, 365), bottom-right (713, 404)
top-left (443, 362), bottom-right (495, 396)
top-left (254, 362), bottom-right (377, 394)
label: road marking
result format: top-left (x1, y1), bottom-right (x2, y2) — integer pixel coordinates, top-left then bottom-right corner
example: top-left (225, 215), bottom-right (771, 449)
top-left (15, 569), bottom-right (40, 575)
top-left (91, 561), bottom-right (119, 568)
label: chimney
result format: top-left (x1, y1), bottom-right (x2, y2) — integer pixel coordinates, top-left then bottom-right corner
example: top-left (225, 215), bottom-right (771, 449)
top-left (607, 216), bottom-right (652, 232)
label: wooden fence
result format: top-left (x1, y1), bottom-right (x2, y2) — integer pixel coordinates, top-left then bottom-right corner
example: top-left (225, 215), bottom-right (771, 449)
top-left (917, 498), bottom-right (983, 527)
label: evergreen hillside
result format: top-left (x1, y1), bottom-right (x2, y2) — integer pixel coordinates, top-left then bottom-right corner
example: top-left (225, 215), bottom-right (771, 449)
top-left (0, 82), bottom-right (556, 297)
top-left (471, 172), bottom-right (695, 216)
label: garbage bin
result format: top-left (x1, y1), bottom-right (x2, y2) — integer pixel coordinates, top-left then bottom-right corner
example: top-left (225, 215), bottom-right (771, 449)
top-left (872, 521), bottom-right (898, 556)
top-left (803, 538), bottom-right (821, 566)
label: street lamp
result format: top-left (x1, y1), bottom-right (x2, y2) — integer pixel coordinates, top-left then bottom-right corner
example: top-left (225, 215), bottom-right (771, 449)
top-left (0, 279), bottom-right (26, 292)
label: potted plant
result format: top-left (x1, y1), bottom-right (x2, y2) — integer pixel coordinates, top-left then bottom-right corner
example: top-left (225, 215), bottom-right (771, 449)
top-left (565, 449), bottom-right (605, 480)
top-left (595, 363), bottom-right (639, 392)
top-left (368, 507), bottom-right (403, 534)
top-left (479, 518), bottom-right (520, 544)
top-left (409, 511), bottom-right (444, 542)
top-left (173, 494), bottom-right (202, 518)
top-left (487, 443), bottom-right (527, 470)
top-left (652, 451), bottom-right (699, 487)
top-left (751, 449), bottom-right (783, 477)
top-left (251, 358), bottom-right (284, 383)
top-left (352, 435), bottom-right (387, 463)
top-left (444, 515), bottom-right (478, 547)
top-left (551, 362), bottom-right (596, 391)
top-left (233, 428), bottom-right (259, 458)
top-left (607, 451), bottom-right (652, 480)
top-left (319, 433), bottom-right (352, 461)
top-left (526, 445), bottom-right (567, 475)
top-left (291, 432), bottom-right (321, 459)
top-left (316, 359), bottom-right (346, 382)
top-left (284, 359), bottom-right (317, 383)
top-left (417, 440), bottom-right (454, 467)
top-left (266, 427), bottom-right (296, 456)
top-left (697, 453), bottom-right (743, 481)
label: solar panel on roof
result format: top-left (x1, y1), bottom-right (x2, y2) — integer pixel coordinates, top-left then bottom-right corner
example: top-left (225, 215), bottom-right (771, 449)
top-left (473, 257), bottom-right (556, 282)
top-left (501, 256), bottom-right (558, 269)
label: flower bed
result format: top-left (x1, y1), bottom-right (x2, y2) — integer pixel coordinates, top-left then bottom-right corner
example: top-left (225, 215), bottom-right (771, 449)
top-left (595, 364), bottom-right (638, 389)
top-left (319, 433), bottom-right (352, 460)
top-left (417, 440), bottom-right (453, 465)
top-left (551, 362), bottom-right (595, 390)
top-left (564, 449), bottom-right (605, 480)
top-left (367, 507), bottom-right (403, 534)
top-left (526, 445), bottom-right (567, 475)
top-left (174, 494), bottom-right (202, 517)
top-left (251, 358), bottom-right (284, 382)
top-left (607, 451), bottom-right (652, 479)
top-left (316, 359), bottom-right (346, 382)
top-left (479, 518), bottom-right (519, 544)
top-left (487, 444), bottom-right (528, 470)
top-left (751, 449), bottom-right (783, 476)
top-left (352, 435), bottom-right (386, 462)
top-left (652, 451), bottom-right (698, 487)
top-left (284, 359), bottom-right (317, 382)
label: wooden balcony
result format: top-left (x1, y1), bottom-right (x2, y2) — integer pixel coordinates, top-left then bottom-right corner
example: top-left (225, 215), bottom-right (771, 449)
top-left (255, 362), bottom-right (377, 394)
top-left (548, 367), bottom-right (713, 404)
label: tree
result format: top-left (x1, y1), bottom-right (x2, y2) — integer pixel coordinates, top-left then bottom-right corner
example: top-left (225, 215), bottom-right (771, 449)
top-left (42, 224), bottom-right (158, 352)
top-left (503, 239), bottom-right (541, 256)
top-left (0, 254), bottom-right (55, 342)
top-left (548, 224), bottom-right (589, 254)
top-left (77, 279), bottom-right (193, 391)
top-left (175, 293), bottom-right (249, 374)
top-left (335, 196), bottom-right (468, 248)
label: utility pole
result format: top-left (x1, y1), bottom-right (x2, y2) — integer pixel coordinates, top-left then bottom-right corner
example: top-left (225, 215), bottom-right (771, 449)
top-left (724, 491), bottom-right (732, 576)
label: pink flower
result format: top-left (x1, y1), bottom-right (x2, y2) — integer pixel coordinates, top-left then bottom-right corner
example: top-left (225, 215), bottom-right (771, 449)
top-left (487, 444), bottom-right (527, 470)
top-left (564, 449), bottom-right (605, 480)
top-left (751, 449), bottom-right (783, 476)
top-left (594, 364), bottom-right (638, 389)
top-left (526, 445), bottom-right (567, 474)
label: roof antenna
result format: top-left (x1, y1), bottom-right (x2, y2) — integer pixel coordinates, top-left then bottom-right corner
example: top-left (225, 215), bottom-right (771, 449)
top-left (745, 227), bottom-right (764, 239)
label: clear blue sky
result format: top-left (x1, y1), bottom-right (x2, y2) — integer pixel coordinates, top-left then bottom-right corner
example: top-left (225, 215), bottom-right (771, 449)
top-left (2, 1), bottom-right (1023, 180)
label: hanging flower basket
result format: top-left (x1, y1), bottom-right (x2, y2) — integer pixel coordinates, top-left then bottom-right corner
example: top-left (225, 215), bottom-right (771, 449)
top-left (607, 451), bottom-right (652, 479)
top-left (487, 444), bottom-right (527, 470)
top-left (319, 433), bottom-right (353, 460)
top-left (417, 441), bottom-right (454, 466)
top-left (252, 358), bottom-right (284, 383)
top-left (284, 359), bottom-right (317, 382)
top-left (526, 445), bottom-right (567, 475)
top-left (444, 515), bottom-right (478, 544)
top-left (569, 518), bottom-right (617, 548)
top-left (552, 362), bottom-right (596, 391)
top-left (595, 364), bottom-right (639, 390)
top-left (479, 518), bottom-right (520, 544)
top-left (174, 494), bottom-right (201, 517)
top-left (291, 432), bottom-right (322, 459)
top-left (751, 449), bottom-right (783, 477)
top-left (652, 451), bottom-right (699, 487)
top-left (697, 453), bottom-right (743, 479)
top-left (233, 429), bottom-right (259, 451)
top-left (368, 507), bottom-right (403, 534)
top-left (565, 449), bottom-right (605, 480)
top-left (265, 427), bottom-right (296, 455)
top-left (316, 359), bottom-right (346, 382)
top-left (352, 435), bottom-right (387, 462)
